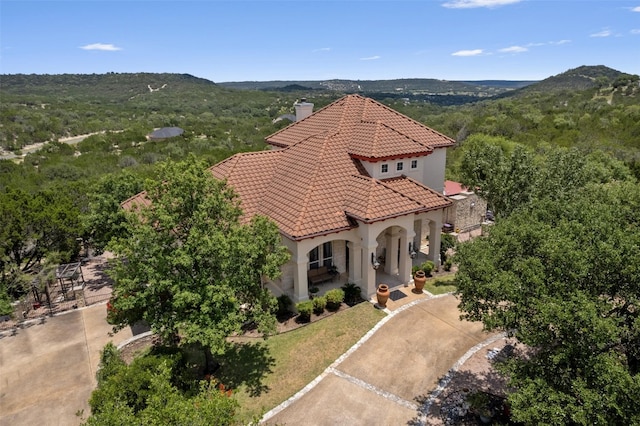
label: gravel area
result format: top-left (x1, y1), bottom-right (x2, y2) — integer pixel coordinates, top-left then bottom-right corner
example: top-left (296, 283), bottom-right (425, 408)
top-left (424, 337), bottom-right (520, 425)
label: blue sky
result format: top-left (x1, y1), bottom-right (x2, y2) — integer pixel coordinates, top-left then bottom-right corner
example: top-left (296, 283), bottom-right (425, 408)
top-left (1, 0), bottom-right (639, 82)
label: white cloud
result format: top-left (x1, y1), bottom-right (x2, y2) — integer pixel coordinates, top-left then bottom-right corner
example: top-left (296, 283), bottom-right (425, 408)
top-left (552, 39), bottom-right (571, 45)
top-left (452, 49), bottom-right (484, 56)
top-left (499, 45), bottom-right (527, 53)
top-left (631, 29), bottom-right (640, 34)
top-left (632, 6), bottom-right (640, 12)
top-left (442, 0), bottom-right (520, 9)
top-left (80, 43), bottom-right (122, 51)
top-left (360, 55), bottom-right (381, 60)
top-left (590, 29), bottom-right (612, 38)
top-left (313, 47), bottom-right (331, 52)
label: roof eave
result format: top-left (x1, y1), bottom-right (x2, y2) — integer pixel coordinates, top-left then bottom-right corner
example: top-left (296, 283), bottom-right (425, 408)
top-left (349, 150), bottom-right (433, 163)
top-left (345, 202), bottom-right (452, 225)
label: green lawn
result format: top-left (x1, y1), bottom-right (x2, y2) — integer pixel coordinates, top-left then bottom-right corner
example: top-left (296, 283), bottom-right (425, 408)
top-left (221, 302), bottom-right (386, 422)
top-left (424, 273), bottom-right (457, 295)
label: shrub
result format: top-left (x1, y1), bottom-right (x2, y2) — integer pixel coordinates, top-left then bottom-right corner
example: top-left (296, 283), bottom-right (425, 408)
top-left (440, 233), bottom-right (457, 263)
top-left (312, 296), bottom-right (326, 314)
top-left (444, 257), bottom-right (453, 272)
top-left (296, 300), bottom-right (313, 322)
top-left (421, 260), bottom-right (435, 276)
top-left (325, 288), bottom-right (345, 311)
top-left (341, 282), bottom-right (362, 306)
top-left (276, 294), bottom-right (293, 316)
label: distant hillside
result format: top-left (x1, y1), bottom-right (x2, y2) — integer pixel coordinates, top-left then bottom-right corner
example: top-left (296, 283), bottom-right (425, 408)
top-left (1, 72), bottom-right (217, 101)
top-left (519, 65), bottom-right (634, 93)
top-left (218, 78), bottom-right (537, 97)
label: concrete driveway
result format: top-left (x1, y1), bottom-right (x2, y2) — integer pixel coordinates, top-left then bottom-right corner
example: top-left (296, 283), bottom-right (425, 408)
top-left (263, 295), bottom-right (492, 425)
top-left (0, 304), bottom-right (133, 426)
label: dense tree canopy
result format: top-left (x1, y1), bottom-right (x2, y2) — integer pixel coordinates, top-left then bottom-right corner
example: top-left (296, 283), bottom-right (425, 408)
top-left (86, 343), bottom-right (239, 425)
top-left (457, 135), bottom-right (635, 217)
top-left (82, 170), bottom-right (144, 253)
top-left (107, 156), bottom-right (290, 354)
top-left (455, 181), bottom-right (640, 424)
top-left (0, 187), bottom-right (81, 297)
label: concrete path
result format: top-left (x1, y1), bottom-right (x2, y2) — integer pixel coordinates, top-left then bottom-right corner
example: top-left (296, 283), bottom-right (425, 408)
top-left (0, 304), bottom-right (133, 426)
top-left (263, 294), bottom-right (491, 425)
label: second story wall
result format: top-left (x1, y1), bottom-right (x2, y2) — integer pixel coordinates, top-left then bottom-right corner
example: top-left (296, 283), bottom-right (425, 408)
top-left (360, 147), bottom-right (447, 193)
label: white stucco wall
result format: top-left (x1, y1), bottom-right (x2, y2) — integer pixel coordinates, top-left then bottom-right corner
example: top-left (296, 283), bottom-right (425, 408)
top-left (422, 148), bottom-right (446, 193)
top-left (361, 157), bottom-right (423, 181)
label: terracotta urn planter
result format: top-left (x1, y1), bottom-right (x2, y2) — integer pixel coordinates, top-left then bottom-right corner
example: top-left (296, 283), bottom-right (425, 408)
top-left (376, 284), bottom-right (390, 308)
top-left (413, 270), bottom-right (427, 294)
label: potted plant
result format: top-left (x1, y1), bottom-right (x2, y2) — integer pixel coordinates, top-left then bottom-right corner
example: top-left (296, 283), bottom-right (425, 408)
top-left (309, 286), bottom-right (319, 299)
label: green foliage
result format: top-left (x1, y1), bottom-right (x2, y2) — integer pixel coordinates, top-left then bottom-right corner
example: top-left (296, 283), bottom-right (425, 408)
top-left (95, 342), bottom-right (126, 385)
top-left (458, 136), bottom-right (637, 218)
top-left (454, 181), bottom-right (640, 424)
top-left (458, 135), bottom-right (537, 218)
top-left (440, 233), bottom-right (456, 263)
top-left (324, 288), bottom-right (345, 311)
top-left (82, 170), bottom-right (144, 253)
top-left (86, 344), bottom-right (238, 425)
top-left (296, 301), bottom-right (313, 321)
top-left (0, 187), bottom-right (81, 296)
top-left (312, 296), bottom-right (326, 314)
top-left (275, 294), bottom-right (293, 317)
top-left (0, 286), bottom-right (13, 316)
top-left (107, 156), bottom-right (289, 353)
top-left (420, 261), bottom-right (435, 276)
top-left (443, 257), bottom-right (453, 272)
top-left (341, 282), bottom-right (362, 306)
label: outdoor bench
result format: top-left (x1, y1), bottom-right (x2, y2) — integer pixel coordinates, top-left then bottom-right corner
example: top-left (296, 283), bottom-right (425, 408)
top-left (308, 266), bottom-right (334, 286)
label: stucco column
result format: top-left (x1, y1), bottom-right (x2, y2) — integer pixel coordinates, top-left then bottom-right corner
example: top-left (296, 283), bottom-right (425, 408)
top-left (385, 227), bottom-right (401, 275)
top-left (292, 254), bottom-right (309, 303)
top-left (427, 219), bottom-right (442, 269)
top-left (347, 241), bottom-right (362, 286)
top-left (362, 243), bottom-right (379, 297)
top-left (399, 229), bottom-right (415, 283)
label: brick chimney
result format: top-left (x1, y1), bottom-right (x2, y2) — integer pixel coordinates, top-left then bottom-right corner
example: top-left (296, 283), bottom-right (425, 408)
top-left (294, 98), bottom-right (313, 121)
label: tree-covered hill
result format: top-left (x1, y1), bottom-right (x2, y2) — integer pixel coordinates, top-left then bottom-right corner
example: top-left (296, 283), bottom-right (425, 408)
top-left (0, 73), bottom-right (308, 151)
top-left (516, 65), bottom-right (638, 93)
top-left (1, 73), bottom-right (217, 100)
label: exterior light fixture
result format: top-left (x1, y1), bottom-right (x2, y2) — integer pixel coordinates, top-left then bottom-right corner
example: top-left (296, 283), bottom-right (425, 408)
top-left (371, 253), bottom-right (380, 270)
top-left (409, 242), bottom-right (417, 259)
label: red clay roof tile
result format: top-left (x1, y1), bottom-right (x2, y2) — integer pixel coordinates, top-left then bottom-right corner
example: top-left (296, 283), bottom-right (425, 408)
top-left (208, 95), bottom-right (453, 240)
top-left (124, 95), bottom-right (452, 240)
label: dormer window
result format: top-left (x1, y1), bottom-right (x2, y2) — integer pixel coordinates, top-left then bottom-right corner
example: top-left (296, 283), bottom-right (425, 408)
top-left (411, 159), bottom-right (418, 169)
top-left (396, 162), bottom-right (404, 171)
top-left (381, 164), bottom-right (389, 173)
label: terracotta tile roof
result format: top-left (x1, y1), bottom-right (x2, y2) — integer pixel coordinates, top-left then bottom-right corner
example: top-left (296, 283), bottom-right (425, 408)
top-left (207, 95), bottom-right (453, 240)
top-left (444, 180), bottom-right (468, 196)
top-left (121, 191), bottom-right (151, 212)
top-left (266, 94), bottom-right (455, 155)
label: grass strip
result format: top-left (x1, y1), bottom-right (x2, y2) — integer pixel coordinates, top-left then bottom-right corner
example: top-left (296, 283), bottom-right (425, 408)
top-left (227, 302), bottom-right (386, 422)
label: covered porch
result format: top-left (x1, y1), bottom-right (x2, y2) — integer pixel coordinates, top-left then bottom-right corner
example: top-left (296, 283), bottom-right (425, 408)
top-left (268, 214), bottom-right (443, 303)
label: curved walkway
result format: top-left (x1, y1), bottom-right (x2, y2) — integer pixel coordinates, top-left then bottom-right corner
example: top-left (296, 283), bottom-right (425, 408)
top-left (262, 294), bottom-right (494, 425)
top-left (1, 292), bottom-right (495, 426)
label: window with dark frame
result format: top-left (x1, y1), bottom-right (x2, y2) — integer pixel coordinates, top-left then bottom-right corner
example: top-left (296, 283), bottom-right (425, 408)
top-left (309, 246), bottom-right (320, 269)
top-left (397, 162), bottom-right (404, 171)
top-left (411, 159), bottom-right (418, 169)
top-left (381, 163), bottom-right (388, 173)
top-left (323, 241), bottom-right (333, 267)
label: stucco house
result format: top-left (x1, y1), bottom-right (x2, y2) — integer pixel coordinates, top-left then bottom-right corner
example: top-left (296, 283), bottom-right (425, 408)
top-left (208, 95), bottom-right (454, 302)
